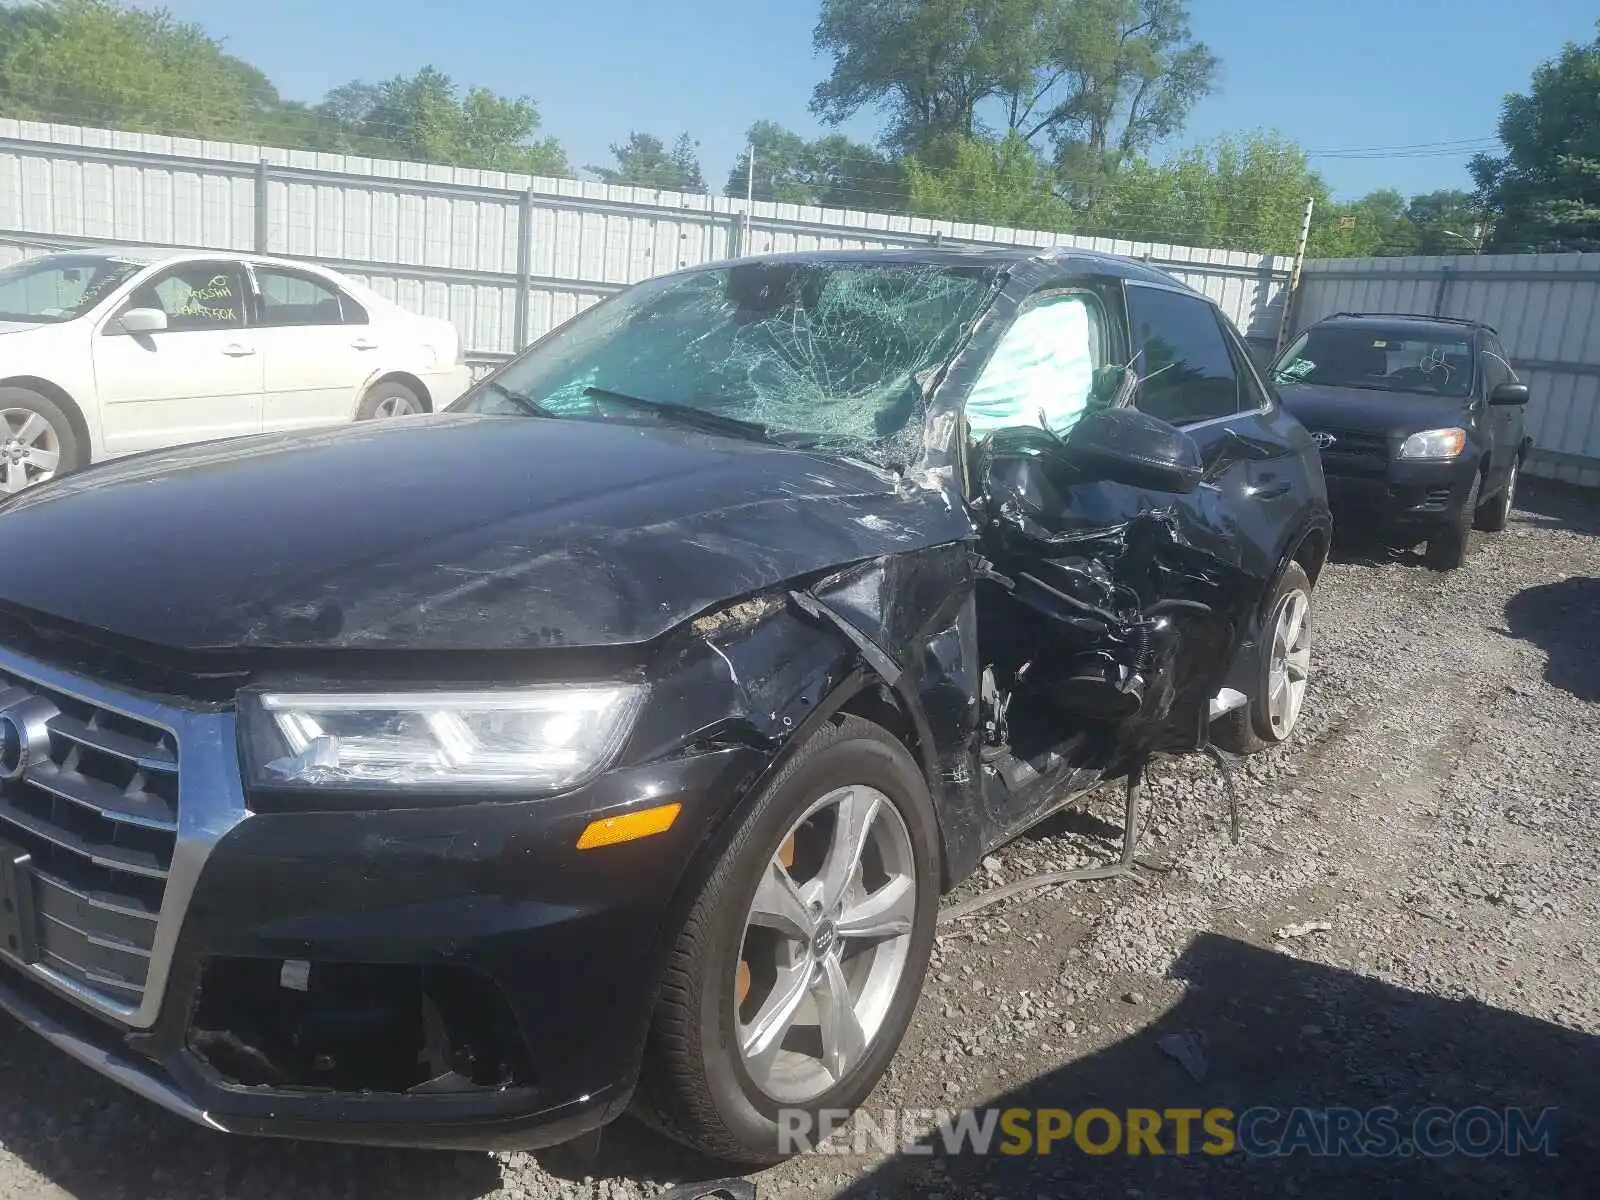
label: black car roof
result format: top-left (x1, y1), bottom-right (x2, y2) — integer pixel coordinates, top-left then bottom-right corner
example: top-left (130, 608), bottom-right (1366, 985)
top-left (1311, 312), bottom-right (1494, 337)
top-left (705, 245), bottom-right (1208, 300)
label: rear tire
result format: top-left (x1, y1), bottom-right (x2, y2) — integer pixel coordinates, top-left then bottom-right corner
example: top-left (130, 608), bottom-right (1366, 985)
top-left (636, 714), bottom-right (939, 1167)
top-left (356, 380), bottom-right (424, 420)
top-left (1473, 455), bottom-right (1517, 533)
top-left (1425, 469), bottom-right (1481, 570)
top-left (0, 386), bottom-right (84, 495)
top-left (1212, 560), bottom-right (1313, 755)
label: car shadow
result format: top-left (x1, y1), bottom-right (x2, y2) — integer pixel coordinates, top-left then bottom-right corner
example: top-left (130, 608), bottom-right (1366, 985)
top-left (825, 934), bottom-right (1594, 1200)
top-left (1512, 475), bottom-right (1600, 538)
top-left (1502, 576), bottom-right (1600, 702)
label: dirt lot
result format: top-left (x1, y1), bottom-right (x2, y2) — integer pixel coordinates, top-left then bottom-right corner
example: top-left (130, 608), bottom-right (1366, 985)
top-left (0, 480), bottom-right (1595, 1200)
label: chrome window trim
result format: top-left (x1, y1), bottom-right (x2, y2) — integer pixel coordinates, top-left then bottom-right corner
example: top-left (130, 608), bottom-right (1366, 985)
top-left (0, 643), bottom-right (249, 1028)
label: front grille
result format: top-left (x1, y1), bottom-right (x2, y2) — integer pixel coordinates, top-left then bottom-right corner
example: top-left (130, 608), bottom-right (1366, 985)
top-left (1314, 429), bottom-right (1390, 477)
top-left (0, 668), bottom-right (177, 1009)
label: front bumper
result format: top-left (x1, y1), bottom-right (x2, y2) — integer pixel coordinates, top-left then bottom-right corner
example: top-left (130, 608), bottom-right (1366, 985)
top-left (1322, 455), bottom-right (1479, 537)
top-left (0, 645), bottom-right (764, 1150)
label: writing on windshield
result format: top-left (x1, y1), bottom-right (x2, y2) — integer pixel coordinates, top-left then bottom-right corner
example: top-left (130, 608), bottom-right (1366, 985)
top-left (0, 254), bottom-right (145, 324)
top-left (1275, 327), bottom-right (1475, 397)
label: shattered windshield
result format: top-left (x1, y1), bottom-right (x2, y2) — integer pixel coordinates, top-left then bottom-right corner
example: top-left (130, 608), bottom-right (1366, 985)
top-left (452, 260), bottom-right (1000, 462)
top-left (0, 254), bottom-right (147, 323)
top-left (1274, 326), bottom-right (1476, 398)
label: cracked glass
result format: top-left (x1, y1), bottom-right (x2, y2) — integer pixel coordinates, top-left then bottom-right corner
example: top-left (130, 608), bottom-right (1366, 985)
top-left (454, 261), bottom-right (1000, 464)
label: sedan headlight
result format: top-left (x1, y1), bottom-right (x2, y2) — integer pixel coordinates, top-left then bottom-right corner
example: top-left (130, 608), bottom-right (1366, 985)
top-left (242, 685), bottom-right (646, 793)
top-left (1398, 428), bottom-right (1467, 459)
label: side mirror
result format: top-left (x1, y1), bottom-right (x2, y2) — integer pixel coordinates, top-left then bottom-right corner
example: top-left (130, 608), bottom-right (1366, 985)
top-left (1062, 405), bottom-right (1204, 494)
top-left (1490, 381), bottom-right (1530, 406)
top-left (111, 307), bottom-right (167, 335)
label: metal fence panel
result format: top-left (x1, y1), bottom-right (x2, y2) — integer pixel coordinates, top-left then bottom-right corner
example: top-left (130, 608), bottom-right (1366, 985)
top-left (1295, 254), bottom-right (1600, 487)
top-left (0, 118), bottom-right (1291, 370)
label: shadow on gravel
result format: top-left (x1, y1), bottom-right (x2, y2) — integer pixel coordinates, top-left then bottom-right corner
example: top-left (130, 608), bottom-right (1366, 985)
top-left (0, 1005), bottom-right (744, 1199)
top-left (830, 934), bottom-right (1596, 1200)
top-left (0, 1011), bottom-right (505, 1199)
top-left (1512, 476), bottom-right (1600, 539)
top-left (1503, 576), bottom-right (1600, 702)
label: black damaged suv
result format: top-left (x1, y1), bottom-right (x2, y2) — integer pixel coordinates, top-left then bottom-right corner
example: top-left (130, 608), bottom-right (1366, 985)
top-left (0, 248), bottom-right (1328, 1164)
top-left (1271, 312), bottom-right (1532, 569)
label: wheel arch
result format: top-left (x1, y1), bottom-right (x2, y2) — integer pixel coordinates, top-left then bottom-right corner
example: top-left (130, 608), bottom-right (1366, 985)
top-left (0, 375), bottom-right (93, 462)
top-left (363, 371), bottom-right (433, 413)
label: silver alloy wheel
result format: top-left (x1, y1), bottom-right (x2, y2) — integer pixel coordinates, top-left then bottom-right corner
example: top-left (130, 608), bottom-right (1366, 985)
top-left (1266, 588), bottom-right (1312, 739)
top-left (372, 393), bottom-right (422, 418)
top-left (0, 408), bottom-right (61, 494)
top-left (735, 784), bottom-right (917, 1104)
top-left (1505, 458), bottom-right (1519, 512)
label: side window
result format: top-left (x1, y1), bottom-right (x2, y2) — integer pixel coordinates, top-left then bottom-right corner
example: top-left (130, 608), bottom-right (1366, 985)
top-left (1125, 285), bottom-right (1240, 426)
top-left (254, 268), bottom-right (365, 327)
top-left (965, 291), bottom-right (1108, 440)
top-left (1483, 334), bottom-right (1517, 390)
top-left (1222, 321), bottom-right (1270, 412)
top-left (120, 262), bottom-right (246, 332)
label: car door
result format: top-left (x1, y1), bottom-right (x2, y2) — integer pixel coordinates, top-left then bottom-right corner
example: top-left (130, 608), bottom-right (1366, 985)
top-left (247, 264), bottom-right (377, 432)
top-left (92, 260), bottom-right (263, 457)
top-left (1123, 281), bottom-right (1305, 587)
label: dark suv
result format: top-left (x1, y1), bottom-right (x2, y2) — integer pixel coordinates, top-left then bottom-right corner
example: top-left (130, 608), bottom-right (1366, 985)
top-left (0, 248), bottom-right (1328, 1165)
top-left (1271, 312), bottom-right (1532, 569)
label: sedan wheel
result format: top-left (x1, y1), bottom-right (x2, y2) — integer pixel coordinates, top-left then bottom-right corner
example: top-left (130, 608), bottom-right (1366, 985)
top-left (736, 783), bottom-right (917, 1105)
top-left (1, 406), bottom-right (63, 494)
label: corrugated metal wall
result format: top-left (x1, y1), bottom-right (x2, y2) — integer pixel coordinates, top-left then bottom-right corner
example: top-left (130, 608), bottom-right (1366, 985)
top-left (1295, 255), bottom-right (1600, 487)
top-left (0, 119), bottom-right (1292, 369)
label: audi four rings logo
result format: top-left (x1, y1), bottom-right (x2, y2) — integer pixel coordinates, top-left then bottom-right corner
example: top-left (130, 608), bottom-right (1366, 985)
top-left (0, 695), bottom-right (58, 780)
top-left (1311, 432), bottom-right (1337, 449)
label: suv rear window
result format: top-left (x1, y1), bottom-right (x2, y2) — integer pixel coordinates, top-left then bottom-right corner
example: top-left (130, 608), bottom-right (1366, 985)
top-left (1274, 325), bottom-right (1475, 398)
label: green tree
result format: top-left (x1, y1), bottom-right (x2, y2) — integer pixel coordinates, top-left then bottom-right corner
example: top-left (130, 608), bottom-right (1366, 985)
top-left (314, 67), bottom-right (571, 174)
top-left (1404, 189), bottom-right (1486, 254)
top-left (905, 131), bottom-right (1072, 230)
top-left (590, 131), bottom-right (706, 193)
top-left (1472, 20), bottom-right (1600, 252)
top-left (811, 0), bottom-right (1217, 199)
top-left (0, 0), bottom-right (270, 138)
top-left (723, 120), bottom-right (905, 209)
top-left (1089, 132), bottom-right (1324, 252)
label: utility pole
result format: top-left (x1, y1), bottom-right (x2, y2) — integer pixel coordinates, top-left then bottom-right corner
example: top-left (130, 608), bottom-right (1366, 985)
top-left (1275, 196), bottom-right (1316, 355)
top-left (740, 142), bottom-right (756, 258)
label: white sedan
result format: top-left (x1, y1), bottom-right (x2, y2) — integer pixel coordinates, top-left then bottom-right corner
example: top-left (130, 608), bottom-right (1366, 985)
top-left (0, 246), bottom-right (474, 493)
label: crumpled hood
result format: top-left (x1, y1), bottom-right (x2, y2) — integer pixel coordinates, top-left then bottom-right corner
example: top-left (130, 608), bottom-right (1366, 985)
top-left (1277, 382), bottom-right (1477, 437)
top-left (0, 414), bottom-right (973, 653)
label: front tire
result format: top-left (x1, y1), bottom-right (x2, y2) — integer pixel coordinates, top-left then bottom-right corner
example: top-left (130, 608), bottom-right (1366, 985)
top-left (1473, 455), bottom-right (1518, 533)
top-left (1212, 560), bottom-right (1313, 755)
top-left (637, 714), bottom-right (939, 1166)
top-left (0, 386), bottom-right (83, 494)
top-left (1425, 468), bottom-right (1481, 570)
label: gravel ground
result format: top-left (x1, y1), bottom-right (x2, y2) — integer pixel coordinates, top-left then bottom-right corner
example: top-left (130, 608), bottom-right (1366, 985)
top-left (0, 479), bottom-right (1595, 1200)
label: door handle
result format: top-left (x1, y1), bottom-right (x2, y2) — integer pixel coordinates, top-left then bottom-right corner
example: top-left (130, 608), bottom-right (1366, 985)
top-left (1249, 479), bottom-right (1291, 500)
top-left (350, 338), bottom-right (379, 350)
top-left (222, 344), bottom-right (257, 357)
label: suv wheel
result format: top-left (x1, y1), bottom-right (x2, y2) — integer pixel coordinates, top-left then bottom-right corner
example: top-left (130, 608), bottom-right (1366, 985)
top-left (1212, 560), bottom-right (1313, 755)
top-left (638, 714), bottom-right (939, 1166)
top-left (1425, 468), bottom-right (1481, 570)
top-left (1473, 455), bottom-right (1518, 533)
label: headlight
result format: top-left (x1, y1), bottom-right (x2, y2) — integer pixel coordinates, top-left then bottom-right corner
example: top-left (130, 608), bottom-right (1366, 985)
top-left (1398, 428), bottom-right (1467, 459)
top-left (241, 684), bottom-right (645, 793)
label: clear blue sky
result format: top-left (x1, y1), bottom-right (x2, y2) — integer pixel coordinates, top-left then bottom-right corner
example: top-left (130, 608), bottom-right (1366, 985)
top-left (158, 0), bottom-right (1597, 202)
